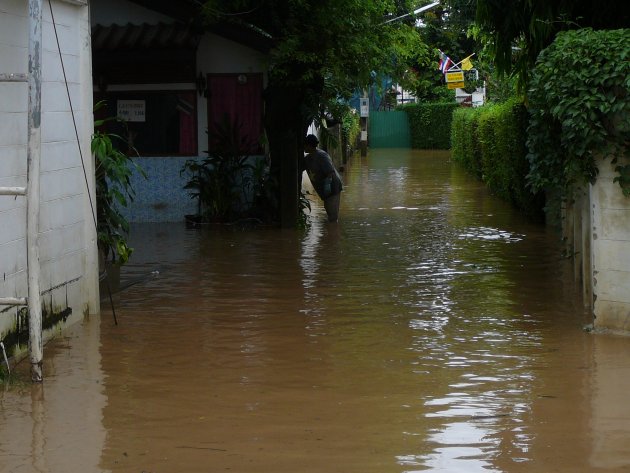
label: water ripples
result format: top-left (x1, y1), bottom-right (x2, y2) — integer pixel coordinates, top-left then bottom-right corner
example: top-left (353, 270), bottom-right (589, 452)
top-left (109, 150), bottom-right (588, 472)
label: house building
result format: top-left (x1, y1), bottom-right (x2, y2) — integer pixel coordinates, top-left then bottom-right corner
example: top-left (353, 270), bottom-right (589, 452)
top-left (90, 0), bottom-right (270, 222)
top-left (0, 0), bottom-right (98, 360)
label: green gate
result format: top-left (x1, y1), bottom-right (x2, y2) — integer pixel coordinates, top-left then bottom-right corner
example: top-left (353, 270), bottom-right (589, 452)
top-left (369, 111), bottom-right (411, 148)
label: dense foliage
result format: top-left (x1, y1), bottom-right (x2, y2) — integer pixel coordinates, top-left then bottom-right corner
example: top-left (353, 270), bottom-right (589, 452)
top-left (476, 0), bottom-right (630, 89)
top-left (451, 106), bottom-right (482, 177)
top-left (402, 102), bottom-right (459, 149)
top-left (451, 99), bottom-right (545, 219)
top-left (527, 29), bottom-right (630, 197)
top-left (341, 107), bottom-right (361, 159)
top-left (181, 118), bottom-right (277, 223)
top-left (202, 0), bottom-right (426, 95)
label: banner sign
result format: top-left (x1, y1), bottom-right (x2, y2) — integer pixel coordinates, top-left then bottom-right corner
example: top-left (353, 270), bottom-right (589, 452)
top-left (447, 81), bottom-right (465, 90)
top-left (445, 71), bottom-right (464, 83)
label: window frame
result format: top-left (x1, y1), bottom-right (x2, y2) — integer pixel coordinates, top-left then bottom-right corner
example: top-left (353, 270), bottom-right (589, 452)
top-left (94, 88), bottom-right (199, 158)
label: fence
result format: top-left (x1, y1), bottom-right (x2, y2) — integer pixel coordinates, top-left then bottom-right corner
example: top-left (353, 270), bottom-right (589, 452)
top-left (368, 111), bottom-right (410, 148)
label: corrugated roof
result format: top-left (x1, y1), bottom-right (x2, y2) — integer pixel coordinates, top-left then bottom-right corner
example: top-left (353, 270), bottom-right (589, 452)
top-left (91, 22), bottom-right (201, 52)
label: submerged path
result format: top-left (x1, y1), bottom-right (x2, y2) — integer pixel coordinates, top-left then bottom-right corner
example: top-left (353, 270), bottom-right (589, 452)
top-left (2, 149), bottom-right (630, 472)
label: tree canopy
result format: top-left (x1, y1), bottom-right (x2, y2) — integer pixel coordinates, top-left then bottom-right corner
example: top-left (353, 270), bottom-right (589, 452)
top-left (204, 0), bottom-right (428, 111)
top-left (476, 0), bottom-right (630, 88)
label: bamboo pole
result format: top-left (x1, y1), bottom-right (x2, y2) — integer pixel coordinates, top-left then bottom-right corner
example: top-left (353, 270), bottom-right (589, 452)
top-left (0, 73), bottom-right (28, 82)
top-left (0, 297), bottom-right (28, 306)
top-left (27, 0), bottom-right (43, 383)
top-left (0, 187), bottom-right (27, 196)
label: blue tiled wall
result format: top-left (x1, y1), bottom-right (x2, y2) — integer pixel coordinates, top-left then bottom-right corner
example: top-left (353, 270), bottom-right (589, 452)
top-left (121, 156), bottom-right (199, 222)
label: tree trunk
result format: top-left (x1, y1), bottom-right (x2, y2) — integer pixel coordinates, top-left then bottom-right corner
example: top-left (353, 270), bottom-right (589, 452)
top-left (263, 83), bottom-right (306, 228)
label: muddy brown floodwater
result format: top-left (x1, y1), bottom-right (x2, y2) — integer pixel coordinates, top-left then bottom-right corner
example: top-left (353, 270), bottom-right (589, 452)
top-left (3, 149), bottom-right (630, 473)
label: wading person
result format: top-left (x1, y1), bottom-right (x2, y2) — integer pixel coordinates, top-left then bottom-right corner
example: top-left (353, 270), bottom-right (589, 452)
top-left (302, 134), bottom-right (343, 223)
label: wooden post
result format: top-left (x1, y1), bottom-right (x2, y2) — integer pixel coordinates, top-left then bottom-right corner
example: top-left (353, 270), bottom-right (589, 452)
top-left (27, 0), bottom-right (43, 383)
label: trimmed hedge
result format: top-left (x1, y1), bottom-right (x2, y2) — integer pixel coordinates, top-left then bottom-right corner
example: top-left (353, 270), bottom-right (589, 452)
top-left (402, 102), bottom-right (459, 149)
top-left (451, 99), bottom-right (545, 219)
top-left (451, 107), bottom-right (482, 179)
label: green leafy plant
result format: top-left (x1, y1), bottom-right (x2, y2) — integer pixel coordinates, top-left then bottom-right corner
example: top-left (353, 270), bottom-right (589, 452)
top-left (247, 155), bottom-right (279, 222)
top-left (341, 106), bottom-right (360, 156)
top-left (297, 190), bottom-right (312, 231)
top-left (181, 116), bottom-right (257, 223)
top-left (526, 28), bottom-right (630, 197)
top-left (92, 101), bottom-right (145, 265)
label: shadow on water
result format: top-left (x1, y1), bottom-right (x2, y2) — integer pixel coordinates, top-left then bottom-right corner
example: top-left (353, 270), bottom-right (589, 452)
top-left (3, 148), bottom-right (630, 472)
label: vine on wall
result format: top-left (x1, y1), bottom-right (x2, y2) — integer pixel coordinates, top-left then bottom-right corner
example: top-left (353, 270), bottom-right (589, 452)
top-left (526, 28), bottom-right (630, 197)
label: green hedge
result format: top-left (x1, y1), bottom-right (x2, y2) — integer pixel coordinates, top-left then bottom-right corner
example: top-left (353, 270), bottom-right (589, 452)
top-left (451, 99), bottom-right (545, 219)
top-left (402, 102), bottom-right (459, 149)
top-left (451, 107), bottom-right (482, 179)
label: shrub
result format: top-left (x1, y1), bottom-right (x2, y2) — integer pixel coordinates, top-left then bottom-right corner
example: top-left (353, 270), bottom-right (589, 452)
top-left (451, 99), bottom-right (545, 219)
top-left (451, 107), bottom-right (483, 178)
top-left (402, 102), bottom-right (459, 149)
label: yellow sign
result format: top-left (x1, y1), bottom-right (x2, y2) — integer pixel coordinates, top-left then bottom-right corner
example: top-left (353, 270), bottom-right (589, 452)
top-left (447, 81), bottom-right (465, 89)
top-left (445, 71), bottom-right (464, 83)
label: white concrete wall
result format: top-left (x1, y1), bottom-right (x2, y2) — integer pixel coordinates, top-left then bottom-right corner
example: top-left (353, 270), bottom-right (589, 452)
top-left (0, 0), bottom-right (98, 357)
top-left (591, 158), bottom-right (630, 332)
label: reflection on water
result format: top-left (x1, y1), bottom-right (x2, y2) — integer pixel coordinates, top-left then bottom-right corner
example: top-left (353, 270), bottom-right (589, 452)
top-left (2, 148), bottom-right (630, 473)
top-left (0, 320), bottom-right (107, 472)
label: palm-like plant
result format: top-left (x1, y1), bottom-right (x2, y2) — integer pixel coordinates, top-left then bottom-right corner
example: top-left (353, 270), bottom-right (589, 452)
top-left (92, 101), bottom-right (145, 264)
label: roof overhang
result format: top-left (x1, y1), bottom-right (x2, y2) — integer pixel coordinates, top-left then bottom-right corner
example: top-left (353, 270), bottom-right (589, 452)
top-left (122, 0), bottom-right (273, 52)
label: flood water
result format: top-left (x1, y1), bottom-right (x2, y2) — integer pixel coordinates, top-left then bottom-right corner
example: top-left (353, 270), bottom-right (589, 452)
top-left (3, 148), bottom-right (630, 473)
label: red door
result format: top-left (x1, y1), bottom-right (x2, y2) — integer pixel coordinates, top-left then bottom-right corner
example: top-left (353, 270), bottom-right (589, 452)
top-left (207, 73), bottom-right (264, 154)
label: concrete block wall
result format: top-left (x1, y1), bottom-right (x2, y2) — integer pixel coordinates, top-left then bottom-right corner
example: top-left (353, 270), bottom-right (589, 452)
top-left (591, 158), bottom-right (630, 332)
top-left (0, 0), bottom-right (98, 358)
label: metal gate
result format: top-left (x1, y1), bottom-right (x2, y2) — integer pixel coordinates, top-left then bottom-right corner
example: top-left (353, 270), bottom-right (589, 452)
top-left (368, 111), bottom-right (410, 148)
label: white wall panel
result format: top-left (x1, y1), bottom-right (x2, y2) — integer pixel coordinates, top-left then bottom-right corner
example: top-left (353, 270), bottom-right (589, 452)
top-left (1, 0), bottom-right (98, 351)
top-left (591, 158), bottom-right (630, 332)
top-left (0, 111), bottom-right (27, 145)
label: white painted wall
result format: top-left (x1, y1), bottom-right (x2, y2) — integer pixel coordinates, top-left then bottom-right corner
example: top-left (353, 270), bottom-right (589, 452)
top-left (0, 0), bottom-right (98, 357)
top-left (591, 158), bottom-right (630, 332)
